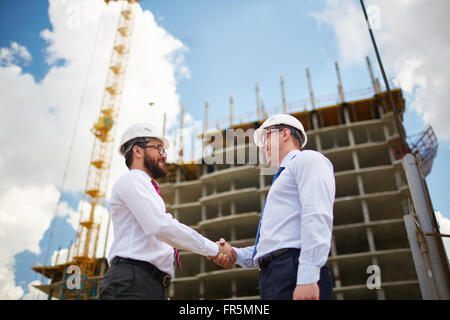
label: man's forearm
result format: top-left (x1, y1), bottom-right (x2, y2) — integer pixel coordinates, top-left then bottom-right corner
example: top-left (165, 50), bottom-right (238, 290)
top-left (297, 212), bottom-right (332, 284)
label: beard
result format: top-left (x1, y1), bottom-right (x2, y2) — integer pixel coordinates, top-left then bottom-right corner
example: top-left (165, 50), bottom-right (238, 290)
top-left (143, 153), bottom-right (167, 179)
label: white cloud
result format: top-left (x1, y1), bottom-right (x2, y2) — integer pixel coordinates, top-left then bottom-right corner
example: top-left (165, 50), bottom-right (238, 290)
top-left (435, 211), bottom-right (450, 261)
top-left (0, 42), bottom-right (32, 67)
top-left (0, 185), bottom-right (75, 299)
top-left (20, 280), bottom-right (48, 300)
top-left (310, 0), bottom-right (370, 66)
top-left (311, 0), bottom-right (450, 140)
top-left (0, 0), bottom-right (190, 299)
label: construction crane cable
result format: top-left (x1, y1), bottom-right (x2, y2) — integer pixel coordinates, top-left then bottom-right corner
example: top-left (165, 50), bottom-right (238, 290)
top-left (359, 0), bottom-right (409, 154)
top-left (36, 4), bottom-right (108, 297)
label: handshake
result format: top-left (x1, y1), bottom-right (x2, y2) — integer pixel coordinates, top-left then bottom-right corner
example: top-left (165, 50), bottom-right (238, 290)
top-left (207, 238), bottom-right (237, 268)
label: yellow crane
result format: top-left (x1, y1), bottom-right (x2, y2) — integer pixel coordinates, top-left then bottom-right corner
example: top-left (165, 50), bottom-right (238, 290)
top-left (32, 0), bottom-right (142, 299)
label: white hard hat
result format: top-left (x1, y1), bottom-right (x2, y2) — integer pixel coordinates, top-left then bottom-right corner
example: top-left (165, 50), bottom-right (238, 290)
top-left (253, 114), bottom-right (307, 149)
top-left (118, 122), bottom-right (169, 156)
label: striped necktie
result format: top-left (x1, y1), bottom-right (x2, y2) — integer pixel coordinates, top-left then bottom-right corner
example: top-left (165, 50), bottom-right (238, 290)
top-left (151, 179), bottom-right (182, 270)
top-left (252, 166), bottom-right (285, 260)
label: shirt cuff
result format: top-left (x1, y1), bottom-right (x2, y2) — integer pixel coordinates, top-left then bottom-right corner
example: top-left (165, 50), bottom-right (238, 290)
top-left (204, 239), bottom-right (219, 257)
top-left (297, 264), bottom-right (321, 285)
top-left (234, 247), bottom-right (246, 265)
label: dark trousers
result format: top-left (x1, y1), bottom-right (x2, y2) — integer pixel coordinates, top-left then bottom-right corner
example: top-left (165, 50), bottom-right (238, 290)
top-left (99, 258), bottom-right (168, 300)
top-left (258, 249), bottom-right (333, 300)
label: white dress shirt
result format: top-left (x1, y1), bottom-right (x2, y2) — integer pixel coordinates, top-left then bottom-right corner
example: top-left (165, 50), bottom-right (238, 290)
top-left (108, 169), bottom-right (218, 278)
top-left (234, 149), bottom-right (335, 285)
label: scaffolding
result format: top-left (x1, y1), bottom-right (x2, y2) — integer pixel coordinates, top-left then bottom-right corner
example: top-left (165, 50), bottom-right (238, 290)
top-left (407, 125), bottom-right (438, 177)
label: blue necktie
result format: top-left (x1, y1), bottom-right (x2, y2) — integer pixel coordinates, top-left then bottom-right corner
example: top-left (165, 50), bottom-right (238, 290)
top-left (252, 166), bottom-right (285, 260)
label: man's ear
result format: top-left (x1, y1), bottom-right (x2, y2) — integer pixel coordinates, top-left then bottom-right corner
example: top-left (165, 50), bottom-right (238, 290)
top-left (133, 145), bottom-right (144, 159)
top-left (281, 128), bottom-right (291, 142)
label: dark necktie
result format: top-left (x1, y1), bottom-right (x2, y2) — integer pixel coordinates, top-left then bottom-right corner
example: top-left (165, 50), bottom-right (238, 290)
top-left (252, 166), bottom-right (286, 260)
top-left (151, 179), bottom-right (182, 270)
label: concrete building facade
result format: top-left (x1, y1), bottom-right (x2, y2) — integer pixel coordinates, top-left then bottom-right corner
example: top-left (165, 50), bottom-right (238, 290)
top-left (159, 88), bottom-right (425, 300)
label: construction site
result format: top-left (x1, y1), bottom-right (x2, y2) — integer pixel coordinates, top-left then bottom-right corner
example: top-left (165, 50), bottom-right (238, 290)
top-left (31, 0), bottom-right (449, 300)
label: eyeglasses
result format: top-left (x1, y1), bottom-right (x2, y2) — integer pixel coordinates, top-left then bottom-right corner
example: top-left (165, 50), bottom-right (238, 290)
top-left (141, 144), bottom-right (166, 155)
top-left (262, 128), bottom-right (280, 146)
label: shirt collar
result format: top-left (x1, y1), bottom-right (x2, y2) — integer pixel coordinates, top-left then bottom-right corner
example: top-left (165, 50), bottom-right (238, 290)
top-left (280, 149), bottom-right (300, 168)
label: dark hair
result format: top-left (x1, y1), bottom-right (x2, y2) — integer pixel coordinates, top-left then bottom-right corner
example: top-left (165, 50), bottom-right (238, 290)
top-left (123, 137), bottom-right (147, 169)
top-left (272, 124), bottom-right (303, 149)
top-left (123, 137), bottom-right (163, 169)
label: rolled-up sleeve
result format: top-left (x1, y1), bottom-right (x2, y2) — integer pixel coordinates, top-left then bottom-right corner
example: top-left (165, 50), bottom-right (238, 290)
top-left (290, 152), bottom-right (335, 285)
top-left (117, 172), bottom-right (218, 257)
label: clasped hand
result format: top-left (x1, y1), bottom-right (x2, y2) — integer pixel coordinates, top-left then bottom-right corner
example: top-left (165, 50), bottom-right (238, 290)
top-left (207, 238), bottom-right (236, 268)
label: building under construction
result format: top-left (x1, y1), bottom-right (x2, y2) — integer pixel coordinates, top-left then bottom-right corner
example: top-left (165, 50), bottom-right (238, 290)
top-left (155, 87), bottom-right (447, 300)
top-left (32, 0), bottom-right (449, 300)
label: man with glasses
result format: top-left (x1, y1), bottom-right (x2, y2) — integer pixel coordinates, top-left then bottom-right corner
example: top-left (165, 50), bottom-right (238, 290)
top-left (99, 122), bottom-right (235, 299)
top-left (213, 114), bottom-right (335, 300)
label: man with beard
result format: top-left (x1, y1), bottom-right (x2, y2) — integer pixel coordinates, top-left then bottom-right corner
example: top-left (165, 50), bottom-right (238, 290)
top-left (99, 123), bottom-right (235, 300)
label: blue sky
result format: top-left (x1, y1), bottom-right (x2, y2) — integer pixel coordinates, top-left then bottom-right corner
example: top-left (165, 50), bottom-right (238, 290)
top-left (0, 0), bottom-right (449, 299)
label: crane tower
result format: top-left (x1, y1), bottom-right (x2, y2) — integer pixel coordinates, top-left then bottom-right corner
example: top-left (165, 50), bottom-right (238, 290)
top-left (32, 0), bottom-right (142, 299)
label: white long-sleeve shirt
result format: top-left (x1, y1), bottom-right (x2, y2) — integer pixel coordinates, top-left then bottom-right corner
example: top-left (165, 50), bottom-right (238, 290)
top-left (234, 149), bottom-right (335, 285)
top-left (108, 169), bottom-right (218, 278)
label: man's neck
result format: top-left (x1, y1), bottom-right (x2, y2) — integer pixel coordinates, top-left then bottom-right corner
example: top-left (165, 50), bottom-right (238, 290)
top-left (277, 146), bottom-right (299, 167)
top-left (130, 165), bottom-right (154, 180)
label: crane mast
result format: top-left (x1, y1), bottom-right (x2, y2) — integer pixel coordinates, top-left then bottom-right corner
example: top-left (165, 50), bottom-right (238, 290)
top-left (32, 0), bottom-right (141, 300)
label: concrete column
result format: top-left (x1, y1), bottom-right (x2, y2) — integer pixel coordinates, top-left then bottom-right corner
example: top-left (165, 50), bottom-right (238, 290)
top-left (315, 134), bottom-right (322, 151)
top-left (382, 122), bottom-right (398, 165)
top-left (231, 278), bottom-right (237, 298)
top-left (347, 128), bottom-right (355, 146)
top-left (201, 206), bottom-right (207, 221)
top-left (174, 186), bottom-right (180, 221)
top-left (362, 200), bottom-right (376, 251)
top-left (259, 169), bottom-right (265, 189)
top-left (259, 169), bottom-right (266, 213)
top-left (230, 200), bottom-right (236, 215)
top-left (312, 112), bottom-right (319, 130)
top-left (394, 170), bottom-right (404, 189)
top-left (366, 127), bottom-right (372, 143)
top-left (386, 143), bottom-right (396, 164)
top-left (371, 256), bottom-right (386, 300)
top-left (330, 237), bottom-right (343, 300)
top-left (352, 150), bottom-right (360, 170)
top-left (362, 199), bottom-right (386, 299)
top-left (176, 167), bottom-right (181, 183)
top-left (230, 180), bottom-right (236, 215)
top-left (199, 280), bottom-right (205, 300)
top-left (231, 226), bottom-right (236, 241)
top-left (357, 175), bottom-right (365, 196)
top-left (201, 184), bottom-right (207, 221)
top-left (175, 187), bottom-right (180, 204)
top-left (377, 101), bottom-right (384, 117)
top-left (218, 199), bottom-right (222, 217)
top-left (343, 107), bottom-right (351, 124)
top-left (382, 124), bottom-right (391, 140)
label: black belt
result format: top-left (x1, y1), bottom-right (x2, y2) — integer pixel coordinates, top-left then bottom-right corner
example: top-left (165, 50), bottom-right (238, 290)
top-left (111, 257), bottom-right (171, 288)
top-left (257, 248), bottom-right (299, 271)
